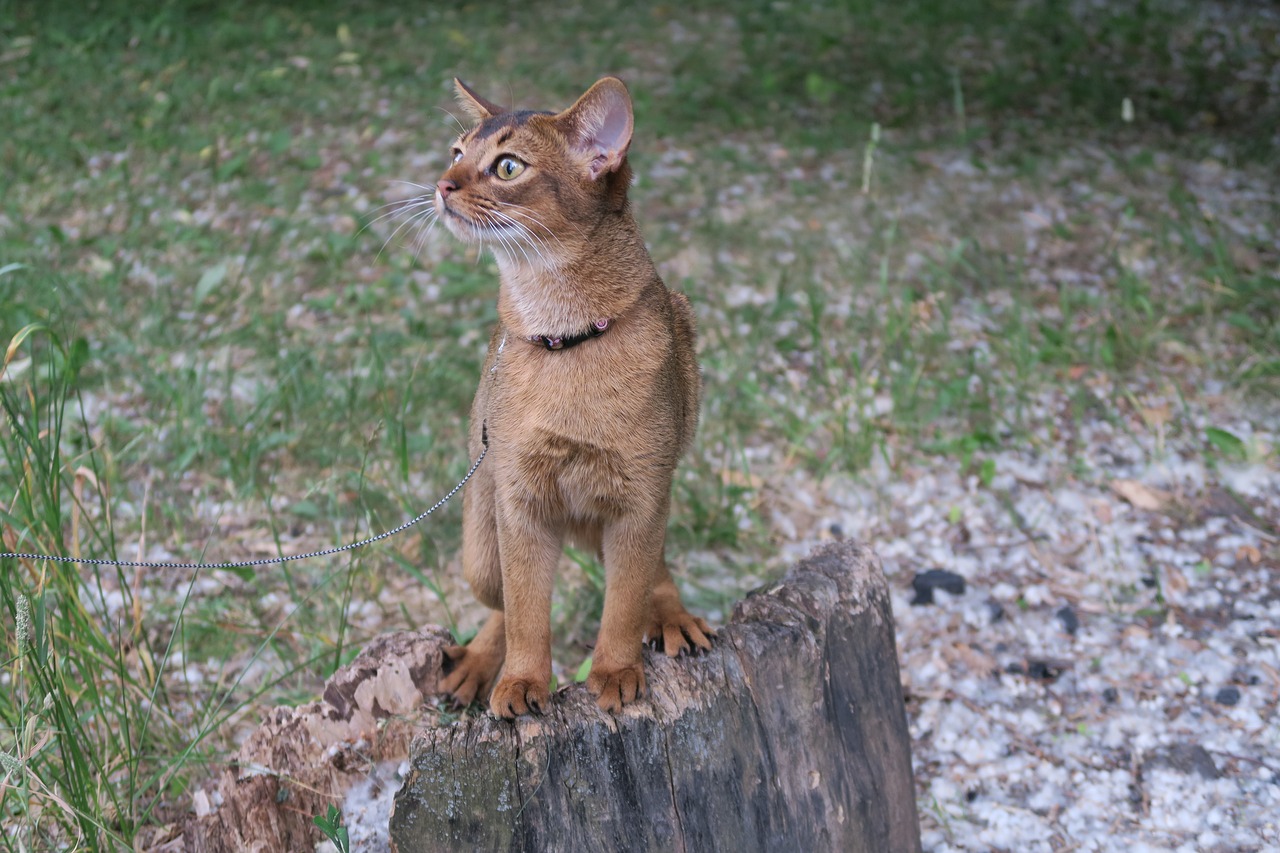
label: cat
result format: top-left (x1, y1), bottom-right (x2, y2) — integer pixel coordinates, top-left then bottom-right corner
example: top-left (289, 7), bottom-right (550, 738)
top-left (433, 77), bottom-right (713, 718)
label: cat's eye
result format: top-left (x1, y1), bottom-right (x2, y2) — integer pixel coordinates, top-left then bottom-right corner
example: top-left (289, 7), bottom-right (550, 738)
top-left (451, 148), bottom-right (463, 163)
top-left (494, 157), bottom-right (525, 181)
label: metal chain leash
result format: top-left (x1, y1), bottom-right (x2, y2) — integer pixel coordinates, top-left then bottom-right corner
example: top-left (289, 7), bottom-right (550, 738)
top-left (0, 430), bottom-right (487, 571)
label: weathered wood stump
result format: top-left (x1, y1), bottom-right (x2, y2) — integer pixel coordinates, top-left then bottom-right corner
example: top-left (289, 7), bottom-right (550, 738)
top-left (391, 539), bottom-right (921, 853)
top-left (181, 540), bottom-right (920, 852)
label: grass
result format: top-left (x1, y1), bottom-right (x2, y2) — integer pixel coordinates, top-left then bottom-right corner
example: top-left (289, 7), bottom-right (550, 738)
top-left (2, 0), bottom-right (1278, 847)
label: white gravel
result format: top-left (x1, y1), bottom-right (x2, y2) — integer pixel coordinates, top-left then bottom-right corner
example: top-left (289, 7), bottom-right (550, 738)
top-left (776, 389), bottom-right (1280, 851)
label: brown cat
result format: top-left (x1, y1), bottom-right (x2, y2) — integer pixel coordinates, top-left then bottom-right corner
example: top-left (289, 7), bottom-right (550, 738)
top-left (434, 77), bottom-right (713, 718)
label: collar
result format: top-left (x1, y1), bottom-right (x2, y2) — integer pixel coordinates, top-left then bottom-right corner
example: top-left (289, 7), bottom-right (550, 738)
top-left (527, 318), bottom-right (612, 351)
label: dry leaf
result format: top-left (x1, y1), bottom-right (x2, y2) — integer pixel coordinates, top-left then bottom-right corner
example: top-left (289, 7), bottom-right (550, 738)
top-left (1141, 403), bottom-right (1172, 428)
top-left (1111, 479), bottom-right (1171, 512)
top-left (720, 468), bottom-right (763, 490)
top-left (193, 789), bottom-right (213, 818)
top-left (1237, 545), bottom-right (1262, 565)
top-left (1163, 565), bottom-right (1189, 605)
top-left (944, 642), bottom-right (999, 678)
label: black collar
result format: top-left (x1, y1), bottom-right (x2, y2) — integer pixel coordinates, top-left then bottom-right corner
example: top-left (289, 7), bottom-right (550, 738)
top-left (527, 318), bottom-right (612, 351)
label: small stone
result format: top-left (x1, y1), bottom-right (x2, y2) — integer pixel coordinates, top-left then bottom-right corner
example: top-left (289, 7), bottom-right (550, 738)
top-left (828, 523), bottom-right (844, 540)
top-left (911, 569), bottom-right (966, 606)
top-left (986, 599), bottom-right (1006, 623)
top-left (1056, 605), bottom-right (1079, 635)
top-left (1102, 687), bottom-right (1119, 704)
top-left (1143, 744), bottom-right (1220, 780)
top-left (1214, 686), bottom-right (1241, 706)
top-left (1025, 659), bottom-right (1068, 682)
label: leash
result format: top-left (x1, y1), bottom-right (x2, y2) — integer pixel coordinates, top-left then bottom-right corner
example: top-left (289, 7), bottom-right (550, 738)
top-left (0, 429), bottom-right (487, 570)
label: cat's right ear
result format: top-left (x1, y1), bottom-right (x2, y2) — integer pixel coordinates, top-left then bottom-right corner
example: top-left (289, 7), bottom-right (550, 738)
top-left (453, 78), bottom-right (505, 123)
top-left (556, 77), bottom-right (634, 181)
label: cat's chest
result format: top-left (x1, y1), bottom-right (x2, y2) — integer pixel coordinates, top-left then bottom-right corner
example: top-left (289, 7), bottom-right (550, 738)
top-left (486, 331), bottom-right (672, 446)
top-left (497, 273), bottom-right (600, 340)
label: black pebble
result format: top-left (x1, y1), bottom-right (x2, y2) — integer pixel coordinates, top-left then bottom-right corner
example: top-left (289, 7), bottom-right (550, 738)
top-left (1103, 687), bottom-right (1119, 703)
top-left (1215, 686), bottom-right (1241, 706)
top-left (1056, 605), bottom-right (1079, 635)
top-left (1025, 659), bottom-right (1066, 682)
top-left (986, 599), bottom-right (1006, 623)
top-left (911, 569), bottom-right (966, 606)
top-left (828, 523), bottom-right (844, 539)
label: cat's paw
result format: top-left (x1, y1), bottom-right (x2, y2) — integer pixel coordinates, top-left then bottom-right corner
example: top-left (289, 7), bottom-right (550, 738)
top-left (489, 675), bottom-right (551, 719)
top-left (645, 609), bottom-right (715, 658)
top-left (440, 644), bottom-right (503, 708)
top-left (587, 662), bottom-right (646, 713)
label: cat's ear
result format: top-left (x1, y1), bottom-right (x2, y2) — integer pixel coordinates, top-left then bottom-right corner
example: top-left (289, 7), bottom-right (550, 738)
top-left (453, 78), bottom-right (505, 123)
top-left (556, 77), bottom-right (634, 180)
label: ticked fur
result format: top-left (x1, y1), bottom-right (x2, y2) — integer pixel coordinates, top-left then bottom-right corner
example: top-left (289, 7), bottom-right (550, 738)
top-left (433, 77), bottom-right (712, 718)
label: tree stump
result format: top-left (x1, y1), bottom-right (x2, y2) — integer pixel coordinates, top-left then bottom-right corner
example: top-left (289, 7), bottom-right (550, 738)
top-left (391, 539), bottom-right (921, 853)
top-left (180, 540), bottom-right (920, 852)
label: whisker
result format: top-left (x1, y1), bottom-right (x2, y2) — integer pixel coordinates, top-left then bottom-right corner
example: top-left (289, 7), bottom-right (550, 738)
top-left (489, 228), bottom-right (523, 266)
top-left (496, 222), bottom-right (537, 268)
top-left (388, 179), bottom-right (439, 193)
top-left (495, 201), bottom-right (575, 245)
top-left (487, 210), bottom-right (552, 268)
top-left (360, 196), bottom-right (432, 238)
top-left (378, 205), bottom-right (436, 263)
top-left (492, 209), bottom-right (568, 265)
top-left (408, 209), bottom-right (440, 263)
top-left (488, 208), bottom-right (565, 262)
top-left (436, 106), bottom-right (469, 135)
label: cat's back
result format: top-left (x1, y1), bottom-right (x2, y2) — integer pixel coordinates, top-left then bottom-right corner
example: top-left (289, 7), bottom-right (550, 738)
top-left (667, 289), bottom-right (700, 454)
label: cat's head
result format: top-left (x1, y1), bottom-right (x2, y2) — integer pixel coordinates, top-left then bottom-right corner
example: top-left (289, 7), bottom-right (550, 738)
top-left (434, 77), bottom-right (635, 266)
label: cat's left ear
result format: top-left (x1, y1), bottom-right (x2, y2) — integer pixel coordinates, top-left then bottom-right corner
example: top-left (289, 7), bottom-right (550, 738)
top-left (557, 77), bottom-right (634, 181)
top-left (453, 78), bottom-right (505, 123)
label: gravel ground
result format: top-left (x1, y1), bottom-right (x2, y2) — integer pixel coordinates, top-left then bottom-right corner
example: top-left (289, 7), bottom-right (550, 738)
top-left (745, 144), bottom-right (1280, 848)
top-left (816, 393), bottom-right (1280, 852)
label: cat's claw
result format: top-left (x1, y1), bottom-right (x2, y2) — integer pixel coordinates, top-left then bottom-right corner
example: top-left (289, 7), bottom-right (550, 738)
top-left (489, 675), bottom-right (551, 719)
top-left (587, 663), bottom-right (646, 713)
top-left (440, 644), bottom-right (502, 708)
top-left (646, 613), bottom-right (715, 657)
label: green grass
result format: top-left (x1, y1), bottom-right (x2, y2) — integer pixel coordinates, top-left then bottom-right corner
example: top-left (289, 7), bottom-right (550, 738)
top-left (3, 0), bottom-right (1278, 847)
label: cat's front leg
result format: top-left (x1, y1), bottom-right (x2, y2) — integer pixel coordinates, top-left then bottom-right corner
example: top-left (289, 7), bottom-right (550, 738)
top-left (488, 503), bottom-right (560, 719)
top-left (440, 446), bottom-right (507, 707)
top-left (588, 509), bottom-right (665, 712)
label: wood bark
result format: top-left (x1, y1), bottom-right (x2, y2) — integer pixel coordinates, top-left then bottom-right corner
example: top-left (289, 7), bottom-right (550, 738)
top-left (391, 539), bottom-right (921, 853)
top-left (182, 628), bottom-right (454, 853)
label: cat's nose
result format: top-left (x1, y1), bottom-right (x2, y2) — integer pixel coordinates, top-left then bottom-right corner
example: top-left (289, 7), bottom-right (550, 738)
top-left (437, 178), bottom-right (458, 198)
